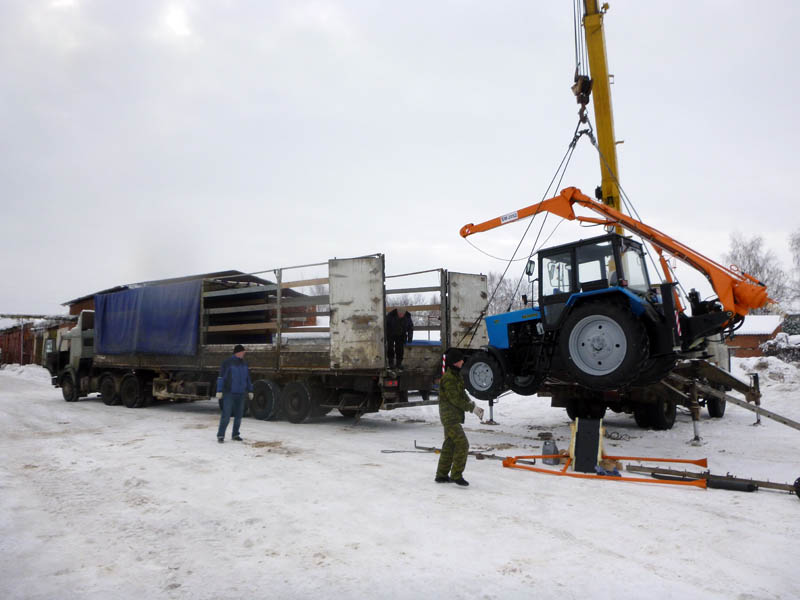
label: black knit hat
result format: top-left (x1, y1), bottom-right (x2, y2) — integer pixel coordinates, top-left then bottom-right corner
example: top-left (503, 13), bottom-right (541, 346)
top-left (233, 344), bottom-right (246, 354)
top-left (445, 347), bottom-right (465, 367)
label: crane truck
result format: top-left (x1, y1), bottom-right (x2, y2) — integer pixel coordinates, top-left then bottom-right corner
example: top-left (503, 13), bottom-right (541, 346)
top-left (455, 1), bottom-right (770, 429)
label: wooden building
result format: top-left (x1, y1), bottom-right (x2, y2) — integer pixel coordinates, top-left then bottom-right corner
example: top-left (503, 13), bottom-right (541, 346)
top-left (725, 314), bottom-right (784, 358)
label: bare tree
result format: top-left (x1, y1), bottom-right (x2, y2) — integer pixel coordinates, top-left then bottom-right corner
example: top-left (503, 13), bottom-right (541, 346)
top-left (486, 272), bottom-right (529, 315)
top-left (723, 233), bottom-right (786, 314)
top-left (790, 228), bottom-right (800, 305)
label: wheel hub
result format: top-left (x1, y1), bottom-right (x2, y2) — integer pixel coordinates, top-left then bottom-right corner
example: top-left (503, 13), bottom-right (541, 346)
top-left (469, 363), bottom-right (494, 391)
top-left (568, 315), bottom-right (627, 376)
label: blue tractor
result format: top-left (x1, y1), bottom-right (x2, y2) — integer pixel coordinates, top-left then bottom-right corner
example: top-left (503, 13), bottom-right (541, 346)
top-left (461, 232), bottom-right (730, 404)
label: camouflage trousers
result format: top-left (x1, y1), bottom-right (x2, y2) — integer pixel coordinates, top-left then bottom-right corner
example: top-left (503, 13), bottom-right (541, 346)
top-left (436, 423), bottom-right (469, 480)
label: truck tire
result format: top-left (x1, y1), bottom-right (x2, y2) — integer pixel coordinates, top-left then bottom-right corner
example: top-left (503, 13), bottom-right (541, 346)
top-left (560, 302), bottom-right (648, 391)
top-left (633, 404), bottom-right (652, 428)
top-left (649, 397), bottom-right (677, 430)
top-left (61, 372), bottom-right (78, 402)
top-left (509, 374), bottom-right (543, 396)
top-left (99, 374), bottom-right (119, 406)
top-left (120, 374), bottom-right (143, 409)
top-left (250, 379), bottom-right (282, 421)
top-left (462, 351), bottom-right (504, 400)
top-left (705, 385), bottom-right (727, 418)
top-left (282, 381), bottom-right (313, 424)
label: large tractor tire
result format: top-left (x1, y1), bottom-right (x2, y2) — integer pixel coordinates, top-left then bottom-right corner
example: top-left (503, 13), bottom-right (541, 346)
top-left (282, 381), bottom-right (314, 424)
top-left (99, 373), bottom-right (120, 406)
top-left (462, 351), bottom-right (504, 400)
top-left (636, 354), bottom-right (678, 385)
top-left (250, 379), bottom-right (282, 421)
top-left (559, 302), bottom-right (648, 391)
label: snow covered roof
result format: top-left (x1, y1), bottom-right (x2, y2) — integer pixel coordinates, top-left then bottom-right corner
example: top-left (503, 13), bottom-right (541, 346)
top-left (736, 314), bottom-right (783, 336)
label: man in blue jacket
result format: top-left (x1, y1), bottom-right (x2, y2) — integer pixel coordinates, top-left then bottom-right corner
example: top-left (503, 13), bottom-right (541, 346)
top-left (216, 344), bottom-right (253, 443)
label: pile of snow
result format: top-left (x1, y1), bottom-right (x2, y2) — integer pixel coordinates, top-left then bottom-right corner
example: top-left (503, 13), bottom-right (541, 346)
top-left (733, 355), bottom-right (800, 386)
top-left (0, 363), bottom-right (52, 383)
top-left (760, 332), bottom-right (800, 364)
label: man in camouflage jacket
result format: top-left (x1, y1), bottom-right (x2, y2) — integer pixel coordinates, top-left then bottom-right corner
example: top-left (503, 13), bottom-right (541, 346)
top-left (435, 348), bottom-right (484, 486)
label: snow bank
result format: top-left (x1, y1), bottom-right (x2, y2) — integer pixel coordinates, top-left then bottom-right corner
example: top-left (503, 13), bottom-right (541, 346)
top-left (733, 355), bottom-right (800, 385)
top-left (0, 363), bottom-right (52, 383)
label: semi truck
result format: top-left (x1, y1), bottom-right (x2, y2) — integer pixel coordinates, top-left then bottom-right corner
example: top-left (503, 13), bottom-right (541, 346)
top-left (46, 254), bottom-right (488, 423)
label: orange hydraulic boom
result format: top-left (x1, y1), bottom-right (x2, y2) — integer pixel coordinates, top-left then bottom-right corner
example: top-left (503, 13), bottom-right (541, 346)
top-left (460, 186), bottom-right (770, 321)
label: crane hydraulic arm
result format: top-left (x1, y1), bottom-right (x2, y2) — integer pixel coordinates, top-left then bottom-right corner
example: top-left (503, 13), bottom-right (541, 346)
top-left (460, 186), bottom-right (770, 320)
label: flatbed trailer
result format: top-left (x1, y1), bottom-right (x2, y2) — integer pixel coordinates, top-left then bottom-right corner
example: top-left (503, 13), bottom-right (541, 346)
top-left (47, 254), bottom-right (489, 422)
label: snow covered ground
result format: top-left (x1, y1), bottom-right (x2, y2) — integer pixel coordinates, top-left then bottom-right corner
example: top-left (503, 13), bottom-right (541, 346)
top-left (1, 360), bottom-right (799, 600)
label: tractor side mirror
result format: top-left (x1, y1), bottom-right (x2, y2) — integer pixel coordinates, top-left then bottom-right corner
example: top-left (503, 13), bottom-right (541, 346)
top-left (525, 259), bottom-right (536, 278)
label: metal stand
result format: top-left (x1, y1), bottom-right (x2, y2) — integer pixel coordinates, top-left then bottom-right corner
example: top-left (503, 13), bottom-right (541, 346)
top-left (688, 384), bottom-right (703, 447)
top-left (484, 398), bottom-right (498, 425)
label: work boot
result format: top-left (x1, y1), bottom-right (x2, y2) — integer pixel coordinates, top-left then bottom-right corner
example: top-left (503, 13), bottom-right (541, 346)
top-left (232, 435), bottom-right (243, 441)
top-left (435, 475), bottom-right (451, 483)
top-left (217, 437), bottom-right (224, 444)
top-left (453, 477), bottom-right (469, 487)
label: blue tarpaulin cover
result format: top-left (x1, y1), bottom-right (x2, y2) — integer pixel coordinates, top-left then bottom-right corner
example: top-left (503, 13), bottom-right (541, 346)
top-left (95, 280), bottom-right (202, 355)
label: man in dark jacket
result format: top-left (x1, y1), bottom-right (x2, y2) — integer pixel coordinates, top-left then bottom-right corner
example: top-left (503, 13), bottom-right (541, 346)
top-left (216, 344), bottom-right (253, 443)
top-left (386, 308), bottom-right (414, 369)
top-left (435, 348), bottom-right (484, 486)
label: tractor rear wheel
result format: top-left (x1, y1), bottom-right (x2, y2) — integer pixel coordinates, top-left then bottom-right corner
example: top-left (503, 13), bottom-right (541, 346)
top-left (559, 302), bottom-right (648, 391)
top-left (462, 352), bottom-right (504, 400)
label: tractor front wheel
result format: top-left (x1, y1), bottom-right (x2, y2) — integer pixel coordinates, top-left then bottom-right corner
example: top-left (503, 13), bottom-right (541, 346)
top-left (462, 352), bottom-right (504, 400)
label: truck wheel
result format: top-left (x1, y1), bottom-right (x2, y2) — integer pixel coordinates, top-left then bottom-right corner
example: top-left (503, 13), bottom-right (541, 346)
top-left (99, 374), bottom-right (119, 406)
top-left (649, 397), bottom-right (677, 430)
top-left (633, 404), bottom-right (652, 428)
top-left (282, 381), bottom-right (313, 424)
top-left (509, 374), bottom-right (543, 396)
top-left (61, 372), bottom-right (78, 402)
top-left (251, 379), bottom-right (282, 421)
top-left (120, 374), bottom-right (143, 409)
top-left (462, 351), bottom-right (504, 400)
top-left (560, 302), bottom-right (648, 390)
top-left (705, 386), bottom-right (726, 418)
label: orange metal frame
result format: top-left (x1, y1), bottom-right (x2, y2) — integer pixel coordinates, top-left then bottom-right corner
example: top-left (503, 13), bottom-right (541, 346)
top-left (502, 453), bottom-right (708, 489)
top-left (460, 186), bottom-right (770, 320)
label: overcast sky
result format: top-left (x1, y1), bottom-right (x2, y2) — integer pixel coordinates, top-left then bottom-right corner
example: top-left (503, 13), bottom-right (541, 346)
top-left (1, 0), bottom-right (798, 324)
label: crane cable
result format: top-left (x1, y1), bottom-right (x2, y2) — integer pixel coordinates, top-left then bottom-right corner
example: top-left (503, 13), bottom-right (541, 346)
top-left (457, 118), bottom-right (590, 347)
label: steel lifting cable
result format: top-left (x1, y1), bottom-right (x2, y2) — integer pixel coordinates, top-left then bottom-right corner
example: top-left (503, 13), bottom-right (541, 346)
top-left (457, 119), bottom-right (589, 346)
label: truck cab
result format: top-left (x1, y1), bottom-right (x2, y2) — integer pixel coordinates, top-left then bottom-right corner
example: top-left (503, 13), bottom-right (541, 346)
top-left (46, 310), bottom-right (95, 401)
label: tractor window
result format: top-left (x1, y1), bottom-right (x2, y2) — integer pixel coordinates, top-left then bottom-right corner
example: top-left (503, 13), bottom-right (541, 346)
top-left (576, 241), bottom-right (614, 289)
top-left (541, 251), bottom-right (573, 296)
top-left (621, 246), bottom-right (649, 294)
